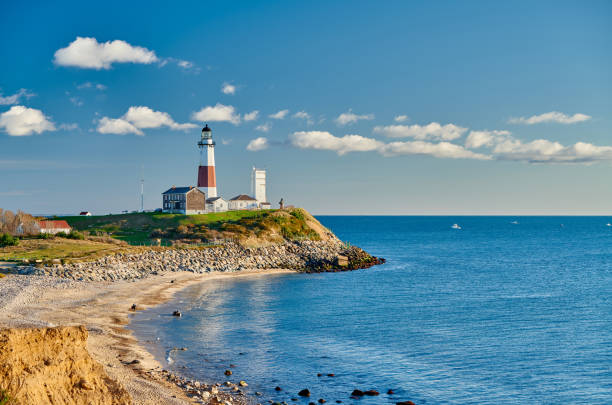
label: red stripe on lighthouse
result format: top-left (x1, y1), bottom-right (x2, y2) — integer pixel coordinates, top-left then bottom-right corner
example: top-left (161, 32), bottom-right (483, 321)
top-left (198, 166), bottom-right (216, 187)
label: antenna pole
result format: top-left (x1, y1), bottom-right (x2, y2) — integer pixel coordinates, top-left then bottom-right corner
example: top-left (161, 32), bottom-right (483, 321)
top-left (140, 165), bottom-right (144, 212)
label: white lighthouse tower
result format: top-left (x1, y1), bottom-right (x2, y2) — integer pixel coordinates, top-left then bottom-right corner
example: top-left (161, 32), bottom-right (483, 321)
top-left (197, 124), bottom-right (217, 198)
top-left (252, 167), bottom-right (266, 204)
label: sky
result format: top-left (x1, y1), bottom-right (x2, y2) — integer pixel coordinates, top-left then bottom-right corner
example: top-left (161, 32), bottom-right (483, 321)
top-left (0, 0), bottom-right (611, 215)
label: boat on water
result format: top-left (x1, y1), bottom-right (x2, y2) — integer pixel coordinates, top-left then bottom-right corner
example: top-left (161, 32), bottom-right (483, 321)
top-left (607, 223), bottom-right (611, 227)
top-left (510, 220), bottom-right (519, 225)
top-left (451, 223), bottom-right (462, 230)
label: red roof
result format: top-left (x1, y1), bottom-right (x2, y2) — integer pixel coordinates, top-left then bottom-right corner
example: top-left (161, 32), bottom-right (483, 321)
top-left (38, 220), bottom-right (71, 230)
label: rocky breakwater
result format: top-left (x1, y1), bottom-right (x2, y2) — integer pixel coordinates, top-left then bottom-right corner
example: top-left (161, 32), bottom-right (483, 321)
top-left (18, 240), bottom-right (385, 282)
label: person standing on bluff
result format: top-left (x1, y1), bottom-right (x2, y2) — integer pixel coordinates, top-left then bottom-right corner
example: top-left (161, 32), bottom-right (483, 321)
top-left (279, 198), bottom-right (284, 210)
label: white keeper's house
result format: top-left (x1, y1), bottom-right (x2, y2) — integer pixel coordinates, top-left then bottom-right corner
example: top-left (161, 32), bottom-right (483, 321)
top-left (162, 186), bottom-right (206, 215)
top-left (206, 196), bottom-right (228, 213)
top-left (228, 194), bottom-right (259, 210)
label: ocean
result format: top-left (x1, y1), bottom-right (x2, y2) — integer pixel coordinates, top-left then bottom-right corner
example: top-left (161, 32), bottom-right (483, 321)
top-left (130, 216), bottom-right (612, 404)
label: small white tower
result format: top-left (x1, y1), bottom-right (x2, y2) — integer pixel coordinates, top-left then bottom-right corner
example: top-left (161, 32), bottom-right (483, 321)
top-left (197, 124), bottom-right (217, 198)
top-left (252, 167), bottom-right (266, 204)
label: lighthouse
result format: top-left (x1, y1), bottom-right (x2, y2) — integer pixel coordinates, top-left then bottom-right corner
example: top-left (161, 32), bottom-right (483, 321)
top-left (197, 124), bottom-right (217, 198)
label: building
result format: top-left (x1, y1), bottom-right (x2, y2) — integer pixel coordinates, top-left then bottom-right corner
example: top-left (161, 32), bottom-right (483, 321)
top-left (38, 220), bottom-right (72, 235)
top-left (260, 202), bottom-right (271, 209)
top-left (79, 211), bottom-right (92, 216)
top-left (228, 194), bottom-right (259, 210)
top-left (162, 186), bottom-right (206, 215)
top-left (251, 167), bottom-right (267, 206)
top-left (206, 197), bottom-right (228, 213)
top-left (197, 124), bottom-right (218, 198)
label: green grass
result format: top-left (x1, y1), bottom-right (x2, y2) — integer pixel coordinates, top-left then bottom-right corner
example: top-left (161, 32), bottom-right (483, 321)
top-left (59, 209), bottom-right (321, 245)
top-left (0, 238), bottom-right (136, 263)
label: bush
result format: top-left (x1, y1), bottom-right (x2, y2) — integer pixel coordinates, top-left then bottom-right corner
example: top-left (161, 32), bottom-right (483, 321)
top-left (55, 231), bottom-right (68, 238)
top-left (290, 209), bottom-right (305, 221)
top-left (66, 231), bottom-right (85, 240)
top-left (0, 233), bottom-right (18, 247)
top-left (37, 232), bottom-right (54, 239)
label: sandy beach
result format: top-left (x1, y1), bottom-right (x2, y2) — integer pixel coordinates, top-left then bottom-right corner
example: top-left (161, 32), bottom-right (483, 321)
top-left (0, 268), bottom-right (295, 404)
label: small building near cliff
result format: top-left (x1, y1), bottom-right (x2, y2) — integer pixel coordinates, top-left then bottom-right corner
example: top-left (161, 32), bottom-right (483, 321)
top-left (162, 186), bottom-right (206, 215)
top-left (228, 194), bottom-right (259, 210)
top-left (206, 197), bottom-right (228, 213)
top-left (38, 220), bottom-right (72, 235)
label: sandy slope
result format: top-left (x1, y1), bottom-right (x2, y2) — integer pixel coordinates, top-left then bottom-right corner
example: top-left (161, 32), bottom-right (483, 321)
top-left (0, 269), bottom-right (294, 404)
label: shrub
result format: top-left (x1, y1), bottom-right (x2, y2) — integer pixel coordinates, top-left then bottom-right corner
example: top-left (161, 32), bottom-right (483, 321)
top-left (55, 231), bottom-right (68, 238)
top-left (37, 232), bottom-right (54, 239)
top-left (0, 233), bottom-right (18, 247)
top-left (290, 209), bottom-right (305, 221)
top-left (65, 231), bottom-right (85, 240)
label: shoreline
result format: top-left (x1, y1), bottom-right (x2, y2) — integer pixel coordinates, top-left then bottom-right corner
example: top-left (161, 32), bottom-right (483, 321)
top-left (0, 268), bottom-right (295, 404)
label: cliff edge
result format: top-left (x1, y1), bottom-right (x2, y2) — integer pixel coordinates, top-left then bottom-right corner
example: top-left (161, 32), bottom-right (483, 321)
top-left (0, 326), bottom-right (131, 405)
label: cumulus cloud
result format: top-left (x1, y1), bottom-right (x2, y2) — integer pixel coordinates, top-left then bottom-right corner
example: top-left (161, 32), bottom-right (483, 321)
top-left (0, 88), bottom-right (35, 105)
top-left (221, 82), bottom-right (236, 95)
top-left (246, 137), bottom-right (269, 151)
top-left (373, 122), bottom-right (468, 141)
top-left (380, 141), bottom-right (490, 160)
top-left (191, 103), bottom-right (241, 125)
top-left (97, 106), bottom-right (195, 135)
top-left (53, 36), bottom-right (159, 69)
top-left (0, 106), bottom-right (56, 136)
top-left (508, 111), bottom-right (591, 125)
top-left (394, 115), bottom-right (409, 123)
top-left (290, 131), bottom-right (383, 156)
top-left (97, 117), bottom-right (143, 135)
top-left (122, 106), bottom-right (196, 130)
top-left (334, 109), bottom-right (374, 126)
top-left (243, 110), bottom-right (259, 121)
top-left (492, 138), bottom-right (612, 163)
top-left (269, 109), bottom-right (289, 120)
top-left (255, 123), bottom-right (271, 132)
top-left (289, 130), bottom-right (487, 160)
top-left (465, 130), bottom-right (511, 149)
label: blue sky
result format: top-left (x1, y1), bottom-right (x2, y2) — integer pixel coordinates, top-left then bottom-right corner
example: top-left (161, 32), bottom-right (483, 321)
top-left (0, 0), bottom-right (611, 215)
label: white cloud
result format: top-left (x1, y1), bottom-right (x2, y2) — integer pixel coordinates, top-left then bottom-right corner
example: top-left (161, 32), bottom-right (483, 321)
top-left (243, 110), bottom-right (259, 121)
top-left (69, 96), bottom-right (83, 107)
top-left (0, 89), bottom-right (35, 105)
top-left (373, 122), bottom-right (468, 141)
top-left (508, 111), bottom-right (591, 125)
top-left (465, 130), bottom-right (511, 149)
top-left (290, 131), bottom-right (383, 156)
top-left (0, 106), bottom-right (56, 136)
top-left (247, 137), bottom-right (269, 151)
top-left (221, 82), bottom-right (236, 95)
top-left (97, 106), bottom-right (195, 135)
top-left (191, 103), bottom-right (241, 125)
top-left (394, 115), bottom-right (409, 123)
top-left (97, 117), bottom-right (143, 135)
top-left (77, 82), bottom-right (106, 91)
top-left (293, 110), bottom-right (313, 124)
top-left (123, 106), bottom-right (196, 130)
top-left (255, 123), bottom-right (271, 132)
top-left (289, 130), bottom-right (489, 160)
top-left (335, 109), bottom-right (374, 126)
top-left (269, 109), bottom-right (289, 120)
top-left (493, 138), bottom-right (612, 163)
top-left (177, 60), bottom-right (193, 69)
top-left (53, 36), bottom-right (159, 69)
top-left (380, 141), bottom-right (490, 160)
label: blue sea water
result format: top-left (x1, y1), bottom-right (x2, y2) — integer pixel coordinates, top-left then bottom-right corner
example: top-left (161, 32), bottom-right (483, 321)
top-left (130, 216), bottom-right (612, 404)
